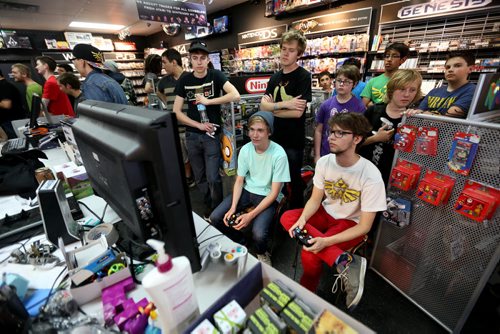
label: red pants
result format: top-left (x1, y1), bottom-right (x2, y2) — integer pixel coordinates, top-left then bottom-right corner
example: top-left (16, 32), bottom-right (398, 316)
top-left (280, 206), bottom-right (364, 292)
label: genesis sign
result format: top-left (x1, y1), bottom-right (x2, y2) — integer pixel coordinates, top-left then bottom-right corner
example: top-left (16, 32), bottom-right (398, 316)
top-left (238, 25), bottom-right (287, 46)
top-left (398, 0), bottom-right (491, 19)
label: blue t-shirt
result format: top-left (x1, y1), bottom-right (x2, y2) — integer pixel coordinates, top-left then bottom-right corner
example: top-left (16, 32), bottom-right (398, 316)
top-left (418, 82), bottom-right (476, 118)
top-left (315, 95), bottom-right (366, 156)
top-left (332, 81), bottom-right (366, 101)
top-left (237, 141), bottom-right (290, 202)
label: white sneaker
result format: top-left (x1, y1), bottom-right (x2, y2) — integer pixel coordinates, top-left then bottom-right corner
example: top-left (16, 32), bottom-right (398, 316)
top-left (257, 252), bottom-right (272, 267)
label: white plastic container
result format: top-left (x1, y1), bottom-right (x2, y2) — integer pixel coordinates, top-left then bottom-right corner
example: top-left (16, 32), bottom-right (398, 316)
top-left (142, 239), bottom-right (200, 334)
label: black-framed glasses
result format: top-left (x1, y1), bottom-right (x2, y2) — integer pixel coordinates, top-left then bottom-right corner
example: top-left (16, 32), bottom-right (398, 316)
top-left (335, 79), bottom-right (353, 86)
top-left (330, 130), bottom-right (353, 138)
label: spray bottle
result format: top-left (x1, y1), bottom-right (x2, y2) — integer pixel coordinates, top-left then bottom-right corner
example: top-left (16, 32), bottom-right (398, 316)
top-left (142, 239), bottom-right (200, 333)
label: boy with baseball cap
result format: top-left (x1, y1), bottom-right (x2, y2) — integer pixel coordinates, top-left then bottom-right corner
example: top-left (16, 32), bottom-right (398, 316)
top-left (71, 44), bottom-right (128, 105)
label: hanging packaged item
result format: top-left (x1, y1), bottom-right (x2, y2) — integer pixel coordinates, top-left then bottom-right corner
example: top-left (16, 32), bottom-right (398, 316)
top-left (416, 170), bottom-right (455, 206)
top-left (416, 126), bottom-right (438, 156)
top-left (382, 197), bottom-right (413, 228)
top-left (447, 132), bottom-right (480, 176)
top-left (394, 124), bottom-right (417, 153)
top-left (390, 159), bottom-right (422, 191)
top-left (454, 180), bottom-right (500, 223)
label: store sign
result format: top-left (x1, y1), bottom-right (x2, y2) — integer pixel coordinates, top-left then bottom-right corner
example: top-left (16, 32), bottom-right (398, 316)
top-left (238, 25), bottom-right (287, 46)
top-left (42, 52), bottom-right (75, 62)
top-left (114, 41), bottom-right (137, 51)
top-left (135, 0), bottom-right (207, 27)
top-left (381, 0), bottom-right (497, 23)
top-left (291, 7), bottom-right (372, 35)
top-left (229, 75), bottom-right (270, 95)
top-left (172, 43), bottom-right (190, 55)
top-left (245, 77), bottom-right (271, 94)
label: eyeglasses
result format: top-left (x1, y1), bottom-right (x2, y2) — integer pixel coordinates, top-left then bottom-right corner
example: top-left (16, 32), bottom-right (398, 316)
top-left (335, 79), bottom-right (353, 86)
top-left (384, 54), bottom-right (401, 59)
top-left (330, 130), bottom-right (354, 138)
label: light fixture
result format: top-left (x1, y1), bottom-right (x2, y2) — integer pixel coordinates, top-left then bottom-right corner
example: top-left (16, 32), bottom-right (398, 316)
top-left (118, 28), bottom-right (131, 40)
top-left (69, 21), bottom-right (125, 31)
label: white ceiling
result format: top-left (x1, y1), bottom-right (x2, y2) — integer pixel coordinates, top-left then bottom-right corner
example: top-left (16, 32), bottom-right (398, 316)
top-left (0, 0), bottom-right (248, 36)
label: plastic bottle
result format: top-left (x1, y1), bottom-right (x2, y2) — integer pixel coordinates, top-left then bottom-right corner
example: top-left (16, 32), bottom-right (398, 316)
top-left (197, 103), bottom-right (209, 123)
top-left (142, 239), bottom-right (200, 334)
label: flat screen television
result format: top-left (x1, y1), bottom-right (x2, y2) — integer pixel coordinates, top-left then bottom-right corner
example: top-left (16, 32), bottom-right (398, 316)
top-left (213, 15), bottom-right (229, 34)
top-left (71, 100), bottom-right (201, 272)
top-left (467, 73), bottom-right (500, 123)
top-left (30, 93), bottom-right (41, 128)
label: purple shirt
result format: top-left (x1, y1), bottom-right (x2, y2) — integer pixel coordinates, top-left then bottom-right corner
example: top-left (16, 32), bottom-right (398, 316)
top-left (315, 95), bottom-right (366, 156)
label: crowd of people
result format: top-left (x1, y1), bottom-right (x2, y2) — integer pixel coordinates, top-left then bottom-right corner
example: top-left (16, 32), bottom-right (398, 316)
top-left (0, 32), bottom-right (481, 311)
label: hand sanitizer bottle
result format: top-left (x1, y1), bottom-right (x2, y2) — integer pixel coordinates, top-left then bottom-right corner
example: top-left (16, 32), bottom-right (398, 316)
top-left (142, 239), bottom-right (200, 334)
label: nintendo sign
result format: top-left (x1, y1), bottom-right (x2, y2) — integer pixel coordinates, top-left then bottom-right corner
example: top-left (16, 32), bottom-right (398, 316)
top-left (245, 77), bottom-right (271, 94)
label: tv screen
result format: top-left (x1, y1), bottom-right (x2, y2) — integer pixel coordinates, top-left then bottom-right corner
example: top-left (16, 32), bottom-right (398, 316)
top-left (213, 15), bottom-right (229, 34)
top-left (71, 100), bottom-right (201, 271)
top-left (185, 24), bottom-right (213, 40)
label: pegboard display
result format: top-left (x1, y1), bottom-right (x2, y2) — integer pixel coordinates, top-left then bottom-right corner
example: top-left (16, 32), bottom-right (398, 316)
top-left (370, 114), bottom-right (500, 333)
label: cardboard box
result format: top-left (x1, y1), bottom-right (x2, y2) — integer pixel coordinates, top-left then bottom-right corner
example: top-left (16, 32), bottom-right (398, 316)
top-left (70, 266), bottom-right (131, 305)
top-left (183, 263), bottom-right (374, 333)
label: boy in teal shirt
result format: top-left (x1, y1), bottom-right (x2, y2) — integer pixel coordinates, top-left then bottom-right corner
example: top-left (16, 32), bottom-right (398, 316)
top-left (209, 111), bottom-right (290, 266)
top-left (361, 42), bottom-right (409, 107)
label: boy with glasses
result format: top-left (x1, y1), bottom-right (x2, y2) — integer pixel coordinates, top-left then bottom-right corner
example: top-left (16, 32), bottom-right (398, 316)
top-left (314, 65), bottom-right (365, 163)
top-left (260, 30), bottom-right (312, 209)
top-left (281, 112), bottom-right (386, 310)
top-left (407, 51), bottom-right (476, 118)
top-left (173, 41), bottom-right (240, 219)
top-left (361, 42), bottom-right (409, 107)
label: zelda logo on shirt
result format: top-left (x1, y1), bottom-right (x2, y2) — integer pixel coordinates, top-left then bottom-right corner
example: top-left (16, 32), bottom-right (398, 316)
top-left (324, 178), bottom-right (361, 204)
top-left (185, 82), bottom-right (215, 102)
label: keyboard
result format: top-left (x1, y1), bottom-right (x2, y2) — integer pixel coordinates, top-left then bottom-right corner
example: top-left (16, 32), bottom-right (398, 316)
top-left (1, 137), bottom-right (29, 155)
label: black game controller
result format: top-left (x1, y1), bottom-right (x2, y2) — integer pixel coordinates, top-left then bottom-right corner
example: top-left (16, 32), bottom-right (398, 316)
top-left (293, 227), bottom-right (312, 246)
top-left (227, 207), bottom-right (254, 228)
top-left (227, 213), bottom-right (240, 227)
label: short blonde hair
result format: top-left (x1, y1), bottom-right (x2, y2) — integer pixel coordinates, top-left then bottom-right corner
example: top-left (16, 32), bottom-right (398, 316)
top-left (281, 30), bottom-right (307, 56)
top-left (385, 69), bottom-right (423, 104)
top-left (248, 115), bottom-right (271, 134)
top-left (12, 63), bottom-right (31, 78)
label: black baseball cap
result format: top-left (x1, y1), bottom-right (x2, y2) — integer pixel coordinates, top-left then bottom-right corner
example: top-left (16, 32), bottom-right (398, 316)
top-left (189, 41), bottom-right (209, 53)
top-left (72, 44), bottom-right (107, 70)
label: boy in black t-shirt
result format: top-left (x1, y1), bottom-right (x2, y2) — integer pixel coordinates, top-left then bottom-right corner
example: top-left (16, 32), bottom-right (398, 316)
top-left (260, 30), bottom-right (312, 209)
top-left (173, 41), bottom-right (240, 218)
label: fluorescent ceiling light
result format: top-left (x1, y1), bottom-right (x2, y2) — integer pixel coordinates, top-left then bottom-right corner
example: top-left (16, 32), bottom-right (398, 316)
top-left (69, 21), bottom-right (125, 30)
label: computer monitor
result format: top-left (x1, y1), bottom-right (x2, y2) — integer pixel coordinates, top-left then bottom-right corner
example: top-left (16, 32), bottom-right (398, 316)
top-left (30, 93), bottom-right (41, 128)
top-left (71, 100), bottom-right (201, 272)
top-left (467, 73), bottom-right (500, 123)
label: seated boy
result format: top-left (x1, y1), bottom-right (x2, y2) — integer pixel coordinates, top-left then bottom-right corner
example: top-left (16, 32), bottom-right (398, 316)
top-left (281, 113), bottom-right (386, 310)
top-left (409, 51), bottom-right (476, 118)
top-left (210, 111), bottom-right (290, 266)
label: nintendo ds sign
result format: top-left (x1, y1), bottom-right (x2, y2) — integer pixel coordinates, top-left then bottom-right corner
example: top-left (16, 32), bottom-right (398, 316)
top-left (238, 25), bottom-right (287, 46)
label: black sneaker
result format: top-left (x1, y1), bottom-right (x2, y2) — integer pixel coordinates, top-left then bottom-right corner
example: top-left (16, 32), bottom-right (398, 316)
top-left (332, 254), bottom-right (367, 310)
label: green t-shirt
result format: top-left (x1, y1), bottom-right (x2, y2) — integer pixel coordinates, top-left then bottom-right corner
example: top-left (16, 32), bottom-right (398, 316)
top-left (26, 82), bottom-right (43, 111)
top-left (237, 141), bottom-right (290, 202)
top-left (361, 74), bottom-right (390, 104)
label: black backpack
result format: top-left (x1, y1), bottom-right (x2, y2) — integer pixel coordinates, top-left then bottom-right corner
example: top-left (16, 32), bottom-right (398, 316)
top-left (0, 149), bottom-right (47, 199)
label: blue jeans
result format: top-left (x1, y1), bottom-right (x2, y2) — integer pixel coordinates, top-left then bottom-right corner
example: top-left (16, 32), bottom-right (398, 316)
top-left (186, 131), bottom-right (223, 211)
top-left (284, 147), bottom-right (304, 209)
top-left (209, 189), bottom-right (277, 254)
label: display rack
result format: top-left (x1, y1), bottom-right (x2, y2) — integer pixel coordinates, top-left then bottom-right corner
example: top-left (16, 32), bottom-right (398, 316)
top-left (367, 9), bottom-right (500, 85)
top-left (370, 114), bottom-right (500, 333)
top-left (105, 51), bottom-right (145, 104)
